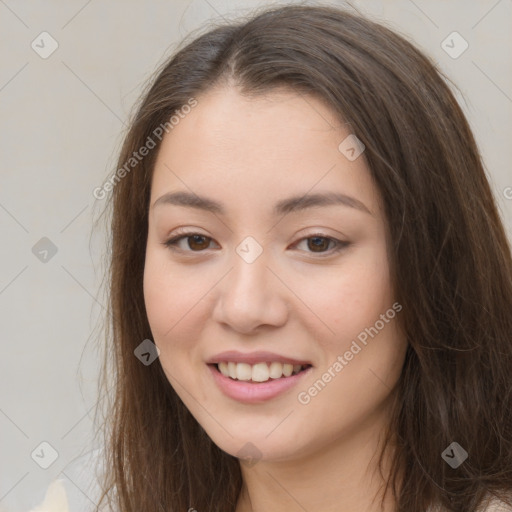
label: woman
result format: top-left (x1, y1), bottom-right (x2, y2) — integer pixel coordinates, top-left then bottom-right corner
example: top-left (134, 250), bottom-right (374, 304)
top-left (95, 4), bottom-right (512, 511)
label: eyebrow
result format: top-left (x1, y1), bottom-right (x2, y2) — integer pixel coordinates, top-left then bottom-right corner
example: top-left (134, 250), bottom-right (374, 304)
top-left (152, 190), bottom-right (372, 216)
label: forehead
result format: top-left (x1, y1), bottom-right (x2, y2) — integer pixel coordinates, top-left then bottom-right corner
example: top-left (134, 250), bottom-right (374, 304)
top-left (150, 86), bottom-right (381, 218)
top-left (158, 86), bottom-right (343, 156)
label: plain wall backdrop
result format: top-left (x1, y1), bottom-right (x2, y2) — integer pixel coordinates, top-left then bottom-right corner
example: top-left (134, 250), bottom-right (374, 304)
top-left (1, 0), bottom-right (511, 509)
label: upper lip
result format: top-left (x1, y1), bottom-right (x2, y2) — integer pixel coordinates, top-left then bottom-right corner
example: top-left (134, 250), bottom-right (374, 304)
top-left (206, 350), bottom-right (312, 366)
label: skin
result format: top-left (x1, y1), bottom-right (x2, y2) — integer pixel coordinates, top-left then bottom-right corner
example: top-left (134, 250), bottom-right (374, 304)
top-left (143, 86), bottom-right (408, 512)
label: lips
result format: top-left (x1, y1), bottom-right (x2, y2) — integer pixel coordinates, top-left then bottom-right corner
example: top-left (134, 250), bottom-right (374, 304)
top-left (205, 350), bottom-right (313, 402)
top-left (206, 350), bottom-right (312, 366)
top-left (207, 363), bottom-right (313, 403)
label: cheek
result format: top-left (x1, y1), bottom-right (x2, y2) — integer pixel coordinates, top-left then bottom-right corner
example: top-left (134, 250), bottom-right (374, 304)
top-left (295, 270), bottom-right (405, 447)
top-left (143, 251), bottom-right (206, 351)
top-left (292, 243), bottom-right (394, 345)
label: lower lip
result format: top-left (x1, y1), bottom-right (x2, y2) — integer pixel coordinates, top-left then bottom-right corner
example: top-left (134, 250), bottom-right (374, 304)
top-left (207, 364), bottom-right (313, 403)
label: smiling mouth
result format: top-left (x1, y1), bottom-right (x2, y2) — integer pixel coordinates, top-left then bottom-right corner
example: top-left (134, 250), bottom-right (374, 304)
top-left (210, 362), bottom-right (312, 383)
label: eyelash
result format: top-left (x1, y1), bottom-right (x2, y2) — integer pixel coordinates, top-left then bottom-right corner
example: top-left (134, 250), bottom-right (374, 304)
top-left (162, 229), bottom-right (350, 257)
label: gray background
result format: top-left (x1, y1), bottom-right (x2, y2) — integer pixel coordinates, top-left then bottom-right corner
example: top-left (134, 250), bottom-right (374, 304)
top-left (0, 0), bottom-right (511, 509)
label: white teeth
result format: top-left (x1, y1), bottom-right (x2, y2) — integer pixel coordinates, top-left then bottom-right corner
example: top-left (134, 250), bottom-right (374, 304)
top-left (236, 363), bottom-right (252, 381)
top-left (228, 361), bottom-right (237, 379)
top-left (282, 363), bottom-right (293, 377)
top-left (218, 362), bottom-right (229, 377)
top-left (252, 362), bottom-right (270, 382)
top-left (216, 361), bottom-right (308, 382)
top-left (269, 362), bottom-right (283, 379)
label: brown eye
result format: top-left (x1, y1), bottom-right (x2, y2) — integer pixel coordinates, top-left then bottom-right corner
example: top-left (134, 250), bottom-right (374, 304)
top-left (307, 236), bottom-right (331, 252)
top-left (163, 232), bottom-right (349, 256)
top-left (163, 233), bottom-right (215, 252)
top-left (293, 235), bottom-right (350, 256)
top-left (187, 235), bottom-right (211, 251)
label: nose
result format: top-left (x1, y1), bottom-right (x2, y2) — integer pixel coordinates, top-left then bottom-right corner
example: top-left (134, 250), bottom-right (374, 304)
top-left (211, 249), bottom-right (289, 335)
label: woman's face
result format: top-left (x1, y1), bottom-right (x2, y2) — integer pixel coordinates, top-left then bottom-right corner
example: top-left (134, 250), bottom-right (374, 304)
top-left (143, 86), bottom-right (407, 463)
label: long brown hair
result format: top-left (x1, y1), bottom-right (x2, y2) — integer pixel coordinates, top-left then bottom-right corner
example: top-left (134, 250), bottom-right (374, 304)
top-left (93, 4), bottom-right (512, 511)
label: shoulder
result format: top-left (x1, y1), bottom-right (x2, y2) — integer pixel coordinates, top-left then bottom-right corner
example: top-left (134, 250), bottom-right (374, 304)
top-left (427, 493), bottom-right (512, 512)
top-left (30, 447), bottom-right (116, 512)
top-left (60, 447), bottom-right (105, 509)
top-left (478, 494), bottom-right (512, 512)
top-left (478, 490), bottom-right (512, 512)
